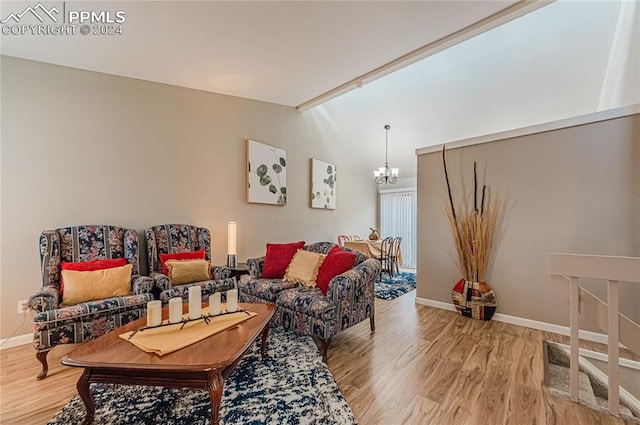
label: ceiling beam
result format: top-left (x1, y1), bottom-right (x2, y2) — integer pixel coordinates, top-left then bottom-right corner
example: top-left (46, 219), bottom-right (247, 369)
top-left (296, 0), bottom-right (554, 112)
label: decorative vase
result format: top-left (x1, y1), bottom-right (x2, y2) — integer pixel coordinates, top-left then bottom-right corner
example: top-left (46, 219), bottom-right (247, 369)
top-left (368, 228), bottom-right (380, 240)
top-left (451, 279), bottom-right (497, 320)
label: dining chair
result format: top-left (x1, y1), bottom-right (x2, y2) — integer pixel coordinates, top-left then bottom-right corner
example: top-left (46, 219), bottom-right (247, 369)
top-left (391, 236), bottom-right (403, 275)
top-left (337, 234), bottom-right (349, 246)
top-left (349, 235), bottom-right (362, 241)
top-left (379, 237), bottom-right (394, 277)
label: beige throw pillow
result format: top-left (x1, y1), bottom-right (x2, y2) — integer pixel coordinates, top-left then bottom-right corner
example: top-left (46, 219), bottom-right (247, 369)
top-left (62, 264), bottom-right (133, 305)
top-left (166, 259), bottom-right (211, 285)
top-left (283, 250), bottom-right (326, 287)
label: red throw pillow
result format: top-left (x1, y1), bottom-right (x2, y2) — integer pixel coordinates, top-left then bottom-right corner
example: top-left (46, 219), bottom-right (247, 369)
top-left (159, 250), bottom-right (206, 275)
top-left (60, 258), bottom-right (128, 295)
top-left (261, 241), bottom-right (305, 278)
top-left (327, 245), bottom-right (342, 256)
top-left (316, 250), bottom-right (357, 295)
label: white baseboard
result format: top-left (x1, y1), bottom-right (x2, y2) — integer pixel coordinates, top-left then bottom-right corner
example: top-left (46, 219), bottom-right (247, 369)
top-left (415, 297), bottom-right (612, 346)
top-left (0, 333), bottom-right (32, 350)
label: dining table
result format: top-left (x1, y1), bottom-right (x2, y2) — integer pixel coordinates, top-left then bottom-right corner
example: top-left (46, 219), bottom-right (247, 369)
top-left (343, 239), bottom-right (403, 265)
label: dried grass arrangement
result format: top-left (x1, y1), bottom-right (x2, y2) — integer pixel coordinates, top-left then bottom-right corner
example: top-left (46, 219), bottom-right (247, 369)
top-left (442, 146), bottom-right (501, 283)
top-left (442, 146), bottom-right (501, 321)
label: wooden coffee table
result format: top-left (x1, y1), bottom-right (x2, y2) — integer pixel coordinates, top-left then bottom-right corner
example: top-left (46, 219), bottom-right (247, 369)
top-left (62, 302), bottom-right (275, 425)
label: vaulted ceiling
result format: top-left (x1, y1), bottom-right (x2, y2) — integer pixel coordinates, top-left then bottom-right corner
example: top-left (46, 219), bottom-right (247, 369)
top-left (2, 1), bottom-right (633, 180)
top-left (0, 1), bottom-right (522, 106)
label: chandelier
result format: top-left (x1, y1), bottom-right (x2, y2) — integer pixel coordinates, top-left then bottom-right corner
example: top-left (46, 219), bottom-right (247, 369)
top-left (374, 124), bottom-right (398, 184)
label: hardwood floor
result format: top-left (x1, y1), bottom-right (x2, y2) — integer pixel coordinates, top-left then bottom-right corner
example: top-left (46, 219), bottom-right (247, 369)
top-left (328, 294), bottom-right (637, 425)
top-left (1, 294), bottom-right (636, 424)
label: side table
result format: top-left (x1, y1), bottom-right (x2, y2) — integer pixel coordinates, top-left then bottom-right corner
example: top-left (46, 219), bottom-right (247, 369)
top-left (228, 263), bottom-right (250, 285)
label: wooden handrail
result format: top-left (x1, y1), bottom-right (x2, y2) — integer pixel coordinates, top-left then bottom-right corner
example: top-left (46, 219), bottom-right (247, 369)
top-left (550, 254), bottom-right (640, 282)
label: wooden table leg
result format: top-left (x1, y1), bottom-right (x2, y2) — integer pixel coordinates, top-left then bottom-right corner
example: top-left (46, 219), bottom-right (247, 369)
top-left (260, 326), bottom-right (269, 359)
top-left (77, 369), bottom-right (95, 425)
top-left (207, 373), bottom-right (224, 425)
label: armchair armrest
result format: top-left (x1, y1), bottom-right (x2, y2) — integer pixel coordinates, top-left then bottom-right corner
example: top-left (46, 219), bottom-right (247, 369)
top-left (131, 275), bottom-right (156, 295)
top-left (246, 257), bottom-right (265, 279)
top-left (150, 271), bottom-right (171, 291)
top-left (326, 258), bottom-right (381, 302)
top-left (212, 265), bottom-right (231, 280)
top-left (28, 285), bottom-right (60, 312)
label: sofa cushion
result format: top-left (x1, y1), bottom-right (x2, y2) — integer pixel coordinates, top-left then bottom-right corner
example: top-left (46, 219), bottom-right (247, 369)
top-left (304, 241), bottom-right (369, 266)
top-left (61, 264), bottom-right (133, 305)
top-left (316, 249), bottom-right (357, 295)
top-left (159, 250), bottom-right (206, 275)
top-left (284, 250), bottom-right (326, 287)
top-left (238, 278), bottom-right (299, 302)
top-left (262, 241), bottom-right (305, 278)
top-left (276, 287), bottom-right (336, 321)
top-left (166, 259), bottom-right (211, 285)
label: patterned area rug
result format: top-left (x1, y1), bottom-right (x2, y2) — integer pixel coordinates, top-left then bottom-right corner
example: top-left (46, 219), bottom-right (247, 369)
top-left (47, 328), bottom-right (357, 425)
top-left (375, 272), bottom-right (416, 300)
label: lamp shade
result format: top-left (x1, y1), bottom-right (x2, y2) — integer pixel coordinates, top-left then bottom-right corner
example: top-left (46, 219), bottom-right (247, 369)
top-left (227, 222), bottom-right (237, 255)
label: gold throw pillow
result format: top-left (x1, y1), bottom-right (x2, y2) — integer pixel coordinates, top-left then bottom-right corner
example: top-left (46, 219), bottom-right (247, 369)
top-left (62, 264), bottom-right (133, 305)
top-left (283, 250), bottom-right (326, 287)
top-left (166, 259), bottom-right (211, 285)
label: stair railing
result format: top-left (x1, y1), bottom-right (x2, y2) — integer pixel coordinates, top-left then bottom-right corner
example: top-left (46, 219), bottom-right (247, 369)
top-left (550, 254), bottom-right (640, 417)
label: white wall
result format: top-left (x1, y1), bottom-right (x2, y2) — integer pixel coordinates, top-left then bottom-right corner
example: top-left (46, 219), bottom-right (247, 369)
top-left (0, 57), bottom-right (378, 339)
top-left (416, 112), bottom-right (640, 328)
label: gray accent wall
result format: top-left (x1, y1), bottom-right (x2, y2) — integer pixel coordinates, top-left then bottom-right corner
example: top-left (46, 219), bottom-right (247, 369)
top-left (416, 113), bottom-right (640, 327)
top-left (0, 56), bottom-right (377, 339)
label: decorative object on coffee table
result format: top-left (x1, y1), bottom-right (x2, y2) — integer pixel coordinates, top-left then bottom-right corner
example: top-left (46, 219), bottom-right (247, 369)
top-left (247, 139), bottom-right (287, 205)
top-left (311, 158), bottom-right (336, 209)
top-left (442, 146), bottom-right (501, 321)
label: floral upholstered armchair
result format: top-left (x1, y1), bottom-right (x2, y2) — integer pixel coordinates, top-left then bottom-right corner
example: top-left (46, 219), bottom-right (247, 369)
top-left (28, 225), bottom-right (155, 379)
top-left (144, 224), bottom-right (234, 303)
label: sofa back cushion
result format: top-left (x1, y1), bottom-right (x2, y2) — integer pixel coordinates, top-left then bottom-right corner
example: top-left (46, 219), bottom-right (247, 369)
top-left (262, 241), bottom-right (305, 278)
top-left (304, 242), bottom-right (368, 265)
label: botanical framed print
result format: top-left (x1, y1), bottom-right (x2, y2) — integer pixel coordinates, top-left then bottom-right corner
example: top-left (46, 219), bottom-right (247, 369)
top-left (247, 139), bottom-right (287, 205)
top-left (311, 158), bottom-right (336, 209)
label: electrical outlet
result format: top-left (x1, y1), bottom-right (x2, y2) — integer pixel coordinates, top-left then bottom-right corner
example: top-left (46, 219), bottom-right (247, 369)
top-left (17, 299), bottom-right (28, 314)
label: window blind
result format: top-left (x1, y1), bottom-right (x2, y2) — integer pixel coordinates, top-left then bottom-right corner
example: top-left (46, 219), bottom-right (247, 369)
top-left (380, 189), bottom-right (417, 269)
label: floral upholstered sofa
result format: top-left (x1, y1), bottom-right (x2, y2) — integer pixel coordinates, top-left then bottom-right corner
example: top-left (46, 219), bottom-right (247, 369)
top-left (144, 224), bottom-right (235, 303)
top-left (238, 241), bottom-right (381, 361)
top-left (28, 225), bottom-right (156, 379)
